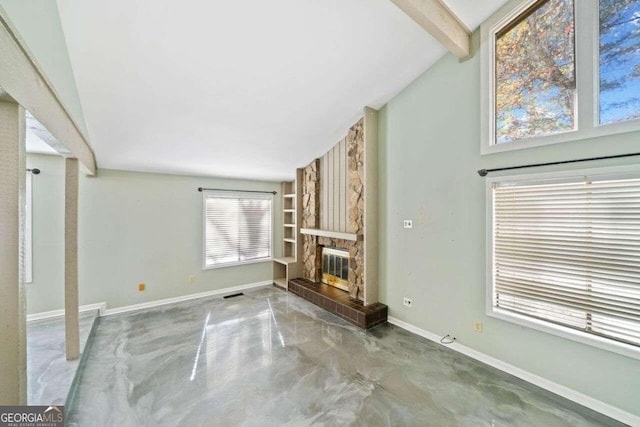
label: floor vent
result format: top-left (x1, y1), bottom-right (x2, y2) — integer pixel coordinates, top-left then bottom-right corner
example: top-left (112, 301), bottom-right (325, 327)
top-left (223, 293), bottom-right (244, 299)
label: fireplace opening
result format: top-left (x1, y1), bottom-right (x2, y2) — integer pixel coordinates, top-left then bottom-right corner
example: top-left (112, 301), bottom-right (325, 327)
top-left (321, 247), bottom-right (349, 292)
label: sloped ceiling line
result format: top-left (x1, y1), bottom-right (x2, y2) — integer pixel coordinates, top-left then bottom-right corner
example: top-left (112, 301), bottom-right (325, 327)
top-left (54, 0), bottom-right (508, 181)
top-left (0, 4), bottom-right (96, 174)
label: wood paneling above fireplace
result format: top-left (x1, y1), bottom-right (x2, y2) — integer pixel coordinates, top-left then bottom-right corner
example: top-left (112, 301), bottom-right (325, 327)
top-left (300, 108), bottom-right (378, 305)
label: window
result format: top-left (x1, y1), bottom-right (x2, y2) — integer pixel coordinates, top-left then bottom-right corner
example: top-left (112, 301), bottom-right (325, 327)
top-left (26, 171), bottom-right (33, 283)
top-left (487, 167), bottom-right (640, 358)
top-left (495, 0), bottom-right (576, 143)
top-left (481, 0), bottom-right (640, 153)
top-left (203, 192), bottom-right (272, 268)
top-left (599, 1), bottom-right (640, 125)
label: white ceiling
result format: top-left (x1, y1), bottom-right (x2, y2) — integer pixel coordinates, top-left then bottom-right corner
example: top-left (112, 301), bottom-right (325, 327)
top-left (26, 112), bottom-right (60, 155)
top-left (56, 0), bottom-right (508, 181)
top-left (444, 0), bottom-right (509, 31)
top-left (26, 131), bottom-right (59, 155)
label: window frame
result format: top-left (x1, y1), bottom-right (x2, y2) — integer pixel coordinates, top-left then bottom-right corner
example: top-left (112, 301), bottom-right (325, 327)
top-left (485, 164), bottom-right (640, 360)
top-left (25, 171), bottom-right (33, 284)
top-left (202, 190), bottom-right (274, 270)
top-left (480, 0), bottom-right (640, 154)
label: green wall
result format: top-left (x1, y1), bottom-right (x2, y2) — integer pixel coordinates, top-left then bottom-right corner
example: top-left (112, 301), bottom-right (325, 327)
top-left (0, 0), bottom-right (88, 136)
top-left (377, 36), bottom-right (640, 416)
top-left (26, 154), bottom-right (281, 313)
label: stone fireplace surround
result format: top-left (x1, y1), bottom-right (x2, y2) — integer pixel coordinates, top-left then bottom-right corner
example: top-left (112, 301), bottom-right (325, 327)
top-left (304, 236), bottom-right (364, 299)
top-left (301, 119), bottom-right (365, 300)
top-left (291, 116), bottom-right (387, 329)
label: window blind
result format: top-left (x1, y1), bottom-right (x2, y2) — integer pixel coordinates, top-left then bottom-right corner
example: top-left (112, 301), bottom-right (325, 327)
top-left (492, 176), bottom-right (640, 347)
top-left (204, 194), bottom-right (272, 267)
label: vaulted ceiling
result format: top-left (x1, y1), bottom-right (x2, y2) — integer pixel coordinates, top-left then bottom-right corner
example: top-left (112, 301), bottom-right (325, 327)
top-left (51, 0), bottom-right (508, 181)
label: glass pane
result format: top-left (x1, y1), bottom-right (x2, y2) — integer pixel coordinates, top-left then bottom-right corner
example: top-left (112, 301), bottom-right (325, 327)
top-left (342, 258), bottom-right (349, 279)
top-left (599, 0), bottom-right (640, 125)
top-left (238, 198), bottom-right (271, 261)
top-left (323, 254), bottom-right (328, 274)
top-left (205, 196), bottom-right (272, 267)
top-left (206, 198), bottom-right (239, 265)
top-left (329, 256), bottom-right (335, 276)
top-left (495, 0), bottom-right (576, 143)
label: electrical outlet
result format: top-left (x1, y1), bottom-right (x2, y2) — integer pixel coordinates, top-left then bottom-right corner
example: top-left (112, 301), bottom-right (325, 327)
top-left (403, 297), bottom-right (412, 307)
top-left (188, 275), bottom-right (197, 284)
top-left (473, 321), bottom-right (483, 333)
top-left (403, 220), bottom-right (413, 229)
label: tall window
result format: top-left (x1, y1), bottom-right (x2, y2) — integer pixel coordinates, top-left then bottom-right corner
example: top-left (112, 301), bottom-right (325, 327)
top-left (599, 1), bottom-right (640, 125)
top-left (203, 193), bottom-right (272, 268)
top-left (482, 0), bottom-right (640, 153)
top-left (487, 169), bottom-right (640, 357)
top-left (496, 0), bottom-right (576, 143)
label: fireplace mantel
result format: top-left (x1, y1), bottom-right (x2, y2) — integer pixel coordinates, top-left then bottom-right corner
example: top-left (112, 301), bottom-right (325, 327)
top-left (300, 228), bottom-right (362, 242)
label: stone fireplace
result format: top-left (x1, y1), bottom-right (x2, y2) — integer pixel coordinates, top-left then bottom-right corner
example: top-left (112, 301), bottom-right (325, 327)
top-left (300, 119), bottom-right (366, 301)
top-left (287, 110), bottom-right (386, 330)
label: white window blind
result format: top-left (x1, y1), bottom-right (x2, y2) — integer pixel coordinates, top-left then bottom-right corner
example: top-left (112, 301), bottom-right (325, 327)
top-left (492, 176), bottom-right (640, 348)
top-left (204, 193), bottom-right (272, 268)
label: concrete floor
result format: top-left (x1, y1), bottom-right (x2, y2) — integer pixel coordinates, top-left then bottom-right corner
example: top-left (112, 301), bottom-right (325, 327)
top-left (67, 288), bottom-right (621, 426)
top-left (27, 310), bottom-right (98, 405)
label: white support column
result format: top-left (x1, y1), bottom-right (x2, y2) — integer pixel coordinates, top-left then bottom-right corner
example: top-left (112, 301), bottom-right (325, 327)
top-left (0, 100), bottom-right (27, 405)
top-left (65, 158), bottom-right (79, 360)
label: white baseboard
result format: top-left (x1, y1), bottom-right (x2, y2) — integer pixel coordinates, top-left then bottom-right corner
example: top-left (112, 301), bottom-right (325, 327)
top-left (387, 316), bottom-right (640, 426)
top-left (27, 302), bottom-right (107, 322)
top-left (103, 280), bottom-right (273, 316)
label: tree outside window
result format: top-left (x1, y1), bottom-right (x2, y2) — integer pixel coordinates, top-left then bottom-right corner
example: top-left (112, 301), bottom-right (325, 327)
top-left (494, 0), bottom-right (640, 144)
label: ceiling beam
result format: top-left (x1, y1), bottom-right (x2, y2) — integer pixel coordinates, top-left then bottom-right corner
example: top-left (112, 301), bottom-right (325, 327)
top-left (390, 0), bottom-right (470, 59)
top-left (0, 5), bottom-right (96, 175)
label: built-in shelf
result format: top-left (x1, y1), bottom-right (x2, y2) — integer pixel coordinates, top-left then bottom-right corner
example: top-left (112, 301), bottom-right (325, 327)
top-left (274, 257), bottom-right (296, 265)
top-left (273, 278), bottom-right (287, 289)
top-left (273, 171), bottom-right (303, 291)
top-left (300, 228), bottom-right (362, 241)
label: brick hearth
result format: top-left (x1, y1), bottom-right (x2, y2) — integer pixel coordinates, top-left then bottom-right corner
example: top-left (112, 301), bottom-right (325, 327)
top-left (288, 278), bottom-right (387, 329)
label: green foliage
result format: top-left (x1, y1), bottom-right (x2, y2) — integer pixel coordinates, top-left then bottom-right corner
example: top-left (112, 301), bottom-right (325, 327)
top-left (495, 0), bottom-right (640, 141)
top-left (496, 0), bottom-right (575, 143)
